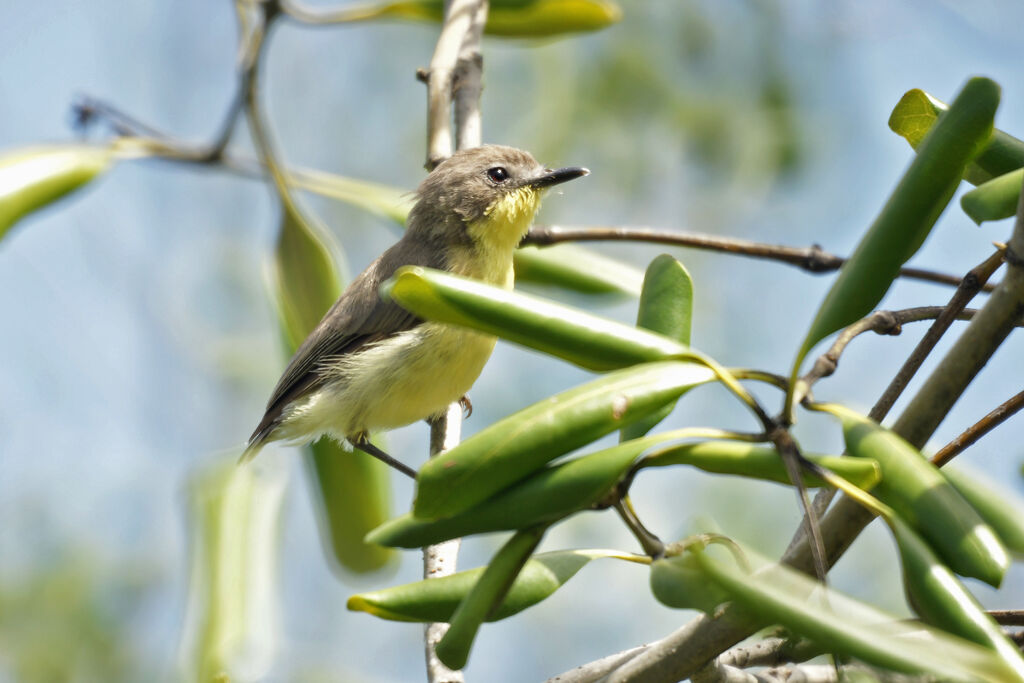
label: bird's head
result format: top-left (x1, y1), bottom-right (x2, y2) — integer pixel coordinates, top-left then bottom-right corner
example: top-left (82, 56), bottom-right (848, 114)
top-left (409, 145), bottom-right (588, 253)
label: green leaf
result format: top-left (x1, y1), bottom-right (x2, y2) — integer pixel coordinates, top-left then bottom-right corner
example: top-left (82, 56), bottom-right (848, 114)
top-left (413, 361), bottom-right (715, 519)
top-left (889, 88), bottom-right (1024, 185)
top-left (943, 465), bottom-right (1024, 555)
top-left (289, 167), bottom-right (413, 225)
top-left (184, 461), bottom-right (286, 682)
top-left (370, 434), bottom-right (675, 548)
top-left (622, 254), bottom-right (694, 440)
top-left (688, 541), bottom-right (1022, 682)
top-left (384, 266), bottom-right (695, 372)
top-left (514, 243), bottom-right (643, 296)
top-left (322, 0), bottom-right (622, 38)
top-left (792, 77), bottom-right (1000, 394)
top-left (961, 168), bottom-right (1023, 224)
top-left (0, 145), bottom-right (113, 242)
top-left (435, 528), bottom-right (545, 670)
top-left (347, 547), bottom-right (640, 622)
top-left (638, 441), bottom-right (881, 490)
top-left (649, 544), bottom-right (733, 614)
top-left (271, 200), bottom-right (394, 573)
top-left (837, 407), bottom-right (1008, 587)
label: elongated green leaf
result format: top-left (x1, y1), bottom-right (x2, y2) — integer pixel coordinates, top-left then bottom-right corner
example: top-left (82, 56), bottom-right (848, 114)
top-left (889, 88), bottom-right (1024, 185)
top-left (413, 361), bottom-right (714, 519)
top-left (649, 547), bottom-right (733, 614)
top-left (348, 548), bottom-right (640, 622)
top-left (638, 441), bottom-right (880, 490)
top-left (436, 528), bottom-right (545, 670)
top-left (944, 466), bottom-right (1024, 555)
top-left (315, 0), bottom-right (621, 37)
top-left (688, 542), bottom-right (1021, 682)
top-left (514, 243), bottom-right (643, 296)
top-left (889, 516), bottom-right (1024, 678)
top-left (0, 145), bottom-right (112, 241)
top-left (371, 434), bottom-right (674, 547)
top-left (961, 168), bottom-right (1023, 224)
top-left (623, 255), bottom-right (694, 440)
top-left (183, 461), bottom-right (286, 682)
top-left (384, 266), bottom-right (694, 371)
top-left (836, 407), bottom-right (1008, 587)
top-left (272, 200), bottom-right (394, 573)
top-left (792, 78), bottom-right (1000, 390)
top-left (289, 167), bottom-right (413, 225)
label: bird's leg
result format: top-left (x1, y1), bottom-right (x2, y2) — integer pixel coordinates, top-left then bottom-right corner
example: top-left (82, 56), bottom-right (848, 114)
top-left (351, 436), bottom-right (417, 479)
top-left (459, 394), bottom-right (473, 418)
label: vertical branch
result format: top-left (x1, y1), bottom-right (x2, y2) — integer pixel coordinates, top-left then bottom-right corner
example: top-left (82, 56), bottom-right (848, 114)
top-left (421, 1), bottom-right (488, 680)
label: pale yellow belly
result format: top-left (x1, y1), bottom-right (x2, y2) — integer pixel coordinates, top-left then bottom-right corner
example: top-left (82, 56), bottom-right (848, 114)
top-left (277, 322), bottom-right (497, 443)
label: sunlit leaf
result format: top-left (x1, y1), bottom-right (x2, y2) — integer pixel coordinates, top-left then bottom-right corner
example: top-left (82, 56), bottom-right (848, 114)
top-left (889, 88), bottom-right (1024, 185)
top-left (792, 78), bottom-right (1000, 398)
top-left (944, 465), bottom-right (1024, 555)
top-left (514, 243), bottom-right (643, 296)
top-left (0, 145), bottom-right (112, 242)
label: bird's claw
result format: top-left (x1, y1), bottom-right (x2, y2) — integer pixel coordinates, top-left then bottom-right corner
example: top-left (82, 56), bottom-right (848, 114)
top-left (459, 394), bottom-right (473, 418)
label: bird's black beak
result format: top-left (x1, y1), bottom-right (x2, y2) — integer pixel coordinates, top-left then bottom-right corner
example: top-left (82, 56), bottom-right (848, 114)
top-left (530, 166), bottom-right (589, 189)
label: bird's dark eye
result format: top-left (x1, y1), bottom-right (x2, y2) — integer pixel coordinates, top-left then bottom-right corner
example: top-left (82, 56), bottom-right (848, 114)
top-left (486, 167), bottom-right (509, 183)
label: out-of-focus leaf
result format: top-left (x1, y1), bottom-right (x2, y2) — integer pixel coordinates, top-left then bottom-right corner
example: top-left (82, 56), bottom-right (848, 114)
top-left (686, 540), bottom-right (1022, 682)
top-left (371, 434), bottom-right (674, 547)
top-left (889, 88), bottom-right (1024, 185)
top-left (638, 441), bottom-right (881, 490)
top-left (944, 465), bottom-right (1024, 555)
top-left (0, 145), bottom-right (112, 242)
top-left (649, 543), bottom-right (733, 614)
top-left (384, 266), bottom-right (697, 371)
top-left (961, 168), bottom-right (1023, 224)
top-left (347, 547), bottom-right (641, 622)
top-left (435, 528), bottom-right (544, 670)
top-left (622, 254), bottom-right (694, 440)
top-left (315, 0), bottom-right (621, 38)
top-left (181, 461), bottom-right (287, 683)
top-left (289, 167), bottom-right (413, 225)
top-left (271, 199), bottom-right (394, 573)
top-left (514, 243), bottom-right (643, 296)
top-left (413, 361), bottom-right (715, 519)
top-left (889, 515), bottom-right (1024, 676)
top-left (836, 406), bottom-right (1008, 587)
top-left (791, 78), bottom-right (1000, 398)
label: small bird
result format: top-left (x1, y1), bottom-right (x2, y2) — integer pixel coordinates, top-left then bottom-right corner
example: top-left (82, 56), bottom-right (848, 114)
top-left (242, 145), bottom-right (588, 475)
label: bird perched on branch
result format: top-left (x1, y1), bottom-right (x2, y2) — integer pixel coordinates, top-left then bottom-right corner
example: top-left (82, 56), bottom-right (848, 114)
top-left (242, 145), bottom-right (588, 476)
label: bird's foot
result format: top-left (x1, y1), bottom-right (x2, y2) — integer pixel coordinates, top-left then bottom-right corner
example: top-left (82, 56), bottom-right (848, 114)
top-left (459, 394), bottom-right (473, 419)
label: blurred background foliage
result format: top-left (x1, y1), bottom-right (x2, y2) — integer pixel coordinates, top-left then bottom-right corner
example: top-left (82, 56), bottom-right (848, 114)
top-left (1, 1), bottom-right (1024, 681)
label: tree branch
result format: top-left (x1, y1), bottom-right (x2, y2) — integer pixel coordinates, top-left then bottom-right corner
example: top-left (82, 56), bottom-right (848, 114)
top-left (931, 389), bottom-right (1024, 467)
top-left (522, 225), bottom-right (997, 293)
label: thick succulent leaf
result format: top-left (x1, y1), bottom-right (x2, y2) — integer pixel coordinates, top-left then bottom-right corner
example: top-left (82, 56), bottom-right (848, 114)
top-left (322, 0), bottom-right (621, 37)
top-left (384, 266), bottom-right (697, 371)
top-left (889, 88), bottom-right (1024, 185)
top-left (413, 361), bottom-right (714, 519)
top-left (792, 78), bottom-right (1000, 389)
top-left (622, 254), bottom-right (694, 440)
top-left (638, 441), bottom-right (880, 490)
top-left (836, 406), bottom-right (1008, 587)
top-left (943, 465), bottom-right (1024, 555)
top-left (435, 528), bottom-right (545, 670)
top-left (347, 547), bottom-right (641, 622)
top-left (0, 145), bottom-right (113, 242)
top-left (684, 540), bottom-right (1022, 682)
top-left (371, 434), bottom-right (675, 547)
top-left (272, 200), bottom-right (394, 573)
top-left (961, 168), bottom-right (1023, 224)
top-left (182, 461), bottom-right (286, 682)
top-left (514, 243), bottom-right (643, 296)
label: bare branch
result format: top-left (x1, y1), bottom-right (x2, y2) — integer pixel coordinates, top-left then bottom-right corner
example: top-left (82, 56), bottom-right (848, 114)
top-left (931, 389), bottom-right (1024, 467)
top-left (523, 225), bottom-right (997, 293)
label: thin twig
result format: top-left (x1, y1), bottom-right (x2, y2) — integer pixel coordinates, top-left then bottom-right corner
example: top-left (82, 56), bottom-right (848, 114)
top-left (931, 389), bottom-right (1024, 467)
top-left (990, 610), bottom-right (1024, 627)
top-left (523, 226), bottom-right (997, 293)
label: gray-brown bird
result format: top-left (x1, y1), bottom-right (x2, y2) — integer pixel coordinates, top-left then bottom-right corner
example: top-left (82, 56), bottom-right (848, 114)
top-left (242, 145), bottom-right (588, 475)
